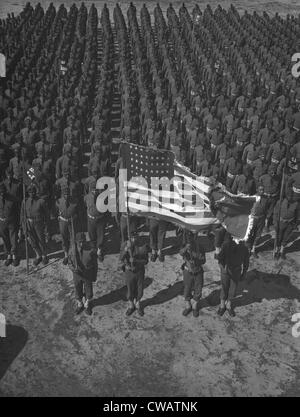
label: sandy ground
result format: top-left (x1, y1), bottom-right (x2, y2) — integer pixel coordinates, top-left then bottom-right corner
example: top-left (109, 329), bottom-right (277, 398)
top-left (1, 225), bottom-right (300, 397)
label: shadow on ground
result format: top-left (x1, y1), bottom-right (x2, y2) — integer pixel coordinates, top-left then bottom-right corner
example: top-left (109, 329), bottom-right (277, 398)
top-left (205, 269), bottom-right (300, 308)
top-left (0, 325), bottom-right (28, 381)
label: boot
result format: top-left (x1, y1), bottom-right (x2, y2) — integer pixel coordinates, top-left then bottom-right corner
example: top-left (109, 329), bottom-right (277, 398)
top-left (12, 255), bottom-right (19, 267)
top-left (42, 255), bottom-right (49, 265)
top-left (4, 255), bottom-right (12, 267)
top-left (84, 299), bottom-right (93, 315)
top-left (150, 250), bottom-right (158, 262)
top-left (75, 300), bottom-right (84, 315)
top-left (97, 248), bottom-right (104, 262)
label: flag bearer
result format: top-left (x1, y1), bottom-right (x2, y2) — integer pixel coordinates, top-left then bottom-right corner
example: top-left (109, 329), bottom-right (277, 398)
top-left (120, 232), bottom-right (149, 317)
top-left (273, 190), bottom-right (300, 259)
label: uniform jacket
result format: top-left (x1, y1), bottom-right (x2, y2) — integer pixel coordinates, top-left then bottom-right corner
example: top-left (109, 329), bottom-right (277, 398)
top-left (68, 245), bottom-right (98, 282)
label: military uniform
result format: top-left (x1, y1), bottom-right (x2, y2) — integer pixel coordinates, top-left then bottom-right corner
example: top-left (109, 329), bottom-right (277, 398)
top-left (0, 183), bottom-right (20, 265)
top-left (21, 187), bottom-right (48, 264)
top-left (84, 190), bottom-right (107, 259)
top-left (273, 197), bottom-right (300, 258)
top-left (56, 194), bottom-right (78, 260)
top-left (180, 239), bottom-right (206, 316)
top-left (68, 233), bottom-right (98, 314)
top-left (121, 239), bottom-right (149, 311)
top-left (218, 238), bottom-right (249, 315)
top-left (149, 219), bottom-right (168, 262)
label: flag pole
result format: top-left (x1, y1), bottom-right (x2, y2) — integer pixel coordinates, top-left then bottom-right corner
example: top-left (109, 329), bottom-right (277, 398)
top-left (21, 149), bottom-right (30, 275)
top-left (273, 146), bottom-right (289, 255)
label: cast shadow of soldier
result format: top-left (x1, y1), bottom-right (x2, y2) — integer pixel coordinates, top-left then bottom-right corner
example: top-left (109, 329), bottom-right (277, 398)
top-left (0, 324), bottom-right (28, 382)
top-left (204, 269), bottom-right (300, 309)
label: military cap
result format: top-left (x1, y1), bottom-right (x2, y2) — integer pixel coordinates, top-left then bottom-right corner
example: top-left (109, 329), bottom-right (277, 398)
top-left (89, 181), bottom-right (97, 191)
top-left (11, 143), bottom-right (21, 151)
top-left (63, 143), bottom-right (72, 153)
top-left (35, 142), bottom-right (44, 152)
top-left (92, 141), bottom-right (101, 152)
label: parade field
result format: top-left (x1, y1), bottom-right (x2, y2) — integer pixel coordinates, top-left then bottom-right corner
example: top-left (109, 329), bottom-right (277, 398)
top-left (1, 231), bottom-right (300, 396)
top-left (1, 0), bottom-right (300, 399)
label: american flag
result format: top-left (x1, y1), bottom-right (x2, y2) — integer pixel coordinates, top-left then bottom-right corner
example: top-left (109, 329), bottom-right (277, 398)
top-left (119, 143), bottom-right (258, 240)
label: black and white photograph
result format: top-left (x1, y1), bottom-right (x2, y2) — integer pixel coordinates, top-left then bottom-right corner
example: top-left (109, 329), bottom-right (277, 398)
top-left (0, 0), bottom-right (300, 400)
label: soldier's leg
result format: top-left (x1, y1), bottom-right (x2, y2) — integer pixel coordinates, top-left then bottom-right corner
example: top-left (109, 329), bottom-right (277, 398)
top-left (0, 219), bottom-right (12, 265)
top-left (214, 226), bottom-right (226, 259)
top-left (251, 217), bottom-right (265, 257)
top-left (8, 220), bottom-right (19, 266)
top-left (83, 280), bottom-right (94, 315)
top-left (34, 221), bottom-right (48, 262)
top-left (274, 222), bottom-right (285, 257)
top-left (96, 216), bottom-right (106, 259)
top-left (135, 270), bottom-right (145, 316)
top-left (73, 273), bottom-right (84, 314)
top-left (27, 221), bottom-right (42, 260)
top-left (191, 271), bottom-right (204, 316)
top-left (157, 221), bottom-right (167, 261)
top-left (59, 220), bottom-right (70, 261)
top-left (265, 197), bottom-right (276, 229)
top-left (226, 275), bottom-right (239, 316)
top-left (280, 223), bottom-right (295, 259)
top-left (87, 217), bottom-right (97, 250)
top-left (218, 269), bottom-right (230, 315)
top-left (125, 271), bottom-right (136, 316)
top-left (182, 270), bottom-right (193, 316)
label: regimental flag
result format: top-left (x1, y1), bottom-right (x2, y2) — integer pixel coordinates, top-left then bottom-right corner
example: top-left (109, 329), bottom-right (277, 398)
top-left (119, 143), bottom-right (258, 240)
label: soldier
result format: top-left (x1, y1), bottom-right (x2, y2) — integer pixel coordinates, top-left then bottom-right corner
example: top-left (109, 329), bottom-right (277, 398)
top-left (56, 186), bottom-right (78, 265)
top-left (84, 181), bottom-right (107, 262)
top-left (149, 219), bottom-right (168, 262)
top-left (231, 165), bottom-right (256, 195)
top-left (0, 182), bottom-right (20, 266)
top-left (120, 232), bottom-right (149, 316)
top-left (68, 232), bottom-right (98, 316)
top-left (21, 183), bottom-right (49, 266)
top-left (259, 165), bottom-right (280, 230)
top-left (180, 232), bottom-right (206, 317)
top-left (217, 235), bottom-right (249, 317)
top-left (273, 190), bottom-right (300, 259)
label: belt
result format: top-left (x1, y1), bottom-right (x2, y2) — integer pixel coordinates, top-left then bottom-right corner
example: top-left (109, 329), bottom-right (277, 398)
top-left (264, 193), bottom-right (277, 197)
top-left (236, 140), bottom-right (244, 146)
top-left (211, 143), bottom-right (217, 149)
top-left (246, 159), bottom-right (253, 165)
top-left (252, 215), bottom-right (264, 219)
top-left (59, 216), bottom-right (71, 222)
top-left (271, 158), bottom-right (279, 164)
top-left (184, 267), bottom-right (201, 275)
top-left (0, 217), bottom-right (7, 221)
top-left (88, 213), bottom-right (102, 220)
top-left (292, 186), bottom-right (300, 193)
top-left (227, 172), bottom-right (235, 179)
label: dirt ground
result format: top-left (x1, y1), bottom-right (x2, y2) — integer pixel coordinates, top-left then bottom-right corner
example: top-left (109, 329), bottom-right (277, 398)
top-left (1, 226), bottom-right (300, 397)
